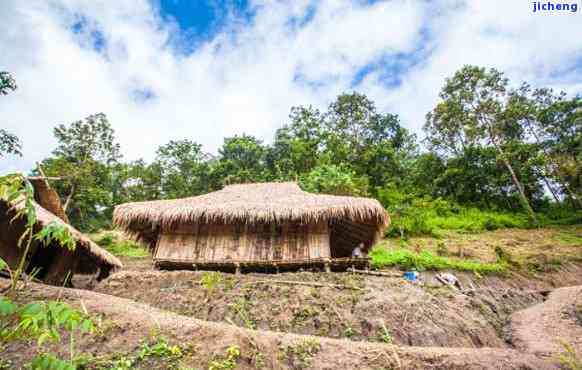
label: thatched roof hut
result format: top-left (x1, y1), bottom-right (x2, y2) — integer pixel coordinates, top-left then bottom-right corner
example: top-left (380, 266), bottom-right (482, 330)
top-left (114, 182), bottom-right (389, 272)
top-left (0, 179), bottom-right (122, 285)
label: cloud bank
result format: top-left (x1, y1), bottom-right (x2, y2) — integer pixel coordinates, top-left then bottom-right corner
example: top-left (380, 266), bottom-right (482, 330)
top-left (1, 0), bottom-right (581, 172)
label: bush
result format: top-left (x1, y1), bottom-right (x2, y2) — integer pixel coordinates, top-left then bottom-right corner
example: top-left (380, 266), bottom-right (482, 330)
top-left (300, 164), bottom-right (369, 196)
top-left (93, 232), bottom-right (149, 258)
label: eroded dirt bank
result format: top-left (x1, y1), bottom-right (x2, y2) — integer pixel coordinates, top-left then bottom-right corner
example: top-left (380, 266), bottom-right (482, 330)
top-left (510, 285), bottom-right (582, 357)
top-left (92, 261), bottom-right (582, 348)
top-left (2, 279), bottom-right (557, 370)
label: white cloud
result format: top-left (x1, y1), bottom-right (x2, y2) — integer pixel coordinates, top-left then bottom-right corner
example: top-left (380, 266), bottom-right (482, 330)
top-left (1, 0), bottom-right (581, 173)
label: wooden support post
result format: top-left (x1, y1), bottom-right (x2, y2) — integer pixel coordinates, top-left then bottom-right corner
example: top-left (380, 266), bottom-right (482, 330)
top-left (324, 260), bottom-right (331, 273)
top-left (235, 263), bottom-right (241, 275)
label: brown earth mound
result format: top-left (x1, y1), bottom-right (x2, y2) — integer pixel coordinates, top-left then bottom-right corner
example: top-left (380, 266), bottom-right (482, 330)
top-left (2, 279), bottom-right (556, 370)
top-left (92, 262), bottom-right (582, 348)
top-left (510, 285), bottom-right (582, 358)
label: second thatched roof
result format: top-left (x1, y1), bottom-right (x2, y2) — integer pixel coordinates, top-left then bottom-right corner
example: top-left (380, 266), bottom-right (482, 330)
top-left (114, 182), bottom-right (389, 235)
top-left (1, 194), bottom-right (122, 275)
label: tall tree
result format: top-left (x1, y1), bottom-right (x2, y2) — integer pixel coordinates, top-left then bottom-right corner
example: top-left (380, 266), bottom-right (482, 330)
top-left (268, 106), bottom-right (324, 179)
top-left (0, 71), bottom-right (21, 157)
top-left (425, 66), bottom-right (538, 222)
top-left (533, 91), bottom-right (582, 208)
top-left (39, 113), bottom-right (121, 230)
top-left (214, 134), bottom-right (269, 186)
top-left (323, 92), bottom-right (417, 192)
top-left (155, 139), bottom-right (211, 198)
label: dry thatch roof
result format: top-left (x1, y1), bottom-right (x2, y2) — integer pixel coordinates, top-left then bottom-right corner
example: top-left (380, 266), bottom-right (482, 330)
top-left (28, 177), bottom-right (70, 223)
top-left (114, 182), bottom-right (389, 241)
top-left (4, 198), bottom-right (122, 274)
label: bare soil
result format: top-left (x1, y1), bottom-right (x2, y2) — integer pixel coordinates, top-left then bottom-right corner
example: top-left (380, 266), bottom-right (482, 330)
top-left (510, 285), bottom-right (582, 358)
top-left (3, 227), bottom-right (582, 369)
top-left (92, 261), bottom-right (582, 348)
top-left (1, 279), bottom-right (557, 370)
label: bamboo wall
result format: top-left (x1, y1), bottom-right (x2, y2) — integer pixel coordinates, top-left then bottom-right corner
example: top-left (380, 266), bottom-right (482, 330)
top-left (155, 221), bottom-right (330, 263)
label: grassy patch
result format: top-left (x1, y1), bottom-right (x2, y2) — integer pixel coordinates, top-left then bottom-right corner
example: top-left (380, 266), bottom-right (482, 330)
top-left (382, 194), bottom-right (581, 238)
top-left (369, 245), bottom-right (507, 274)
top-left (91, 231), bottom-right (149, 258)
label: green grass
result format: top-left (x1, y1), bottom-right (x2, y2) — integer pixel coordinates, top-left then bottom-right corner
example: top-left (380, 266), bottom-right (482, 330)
top-left (92, 232), bottom-right (149, 258)
top-left (386, 207), bottom-right (530, 238)
top-left (369, 246), bottom-right (508, 274)
top-left (384, 195), bottom-right (581, 238)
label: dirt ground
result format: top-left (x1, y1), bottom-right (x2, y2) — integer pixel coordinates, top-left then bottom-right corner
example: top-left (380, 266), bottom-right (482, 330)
top-left (92, 262), bottom-right (582, 349)
top-left (510, 285), bottom-right (582, 357)
top-left (3, 227), bottom-right (582, 369)
top-left (1, 279), bottom-right (558, 370)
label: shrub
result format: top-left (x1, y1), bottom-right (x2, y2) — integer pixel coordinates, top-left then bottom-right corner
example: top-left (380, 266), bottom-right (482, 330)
top-left (93, 232), bottom-right (149, 258)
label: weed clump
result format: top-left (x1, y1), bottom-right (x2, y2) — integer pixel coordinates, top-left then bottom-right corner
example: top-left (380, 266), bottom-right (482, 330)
top-left (209, 345), bottom-right (241, 370)
top-left (279, 339), bottom-right (321, 369)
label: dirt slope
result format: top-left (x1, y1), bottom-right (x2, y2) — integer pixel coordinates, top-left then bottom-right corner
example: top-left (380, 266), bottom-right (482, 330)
top-left (2, 279), bottom-right (556, 370)
top-left (91, 262), bottom-right (582, 348)
top-left (510, 285), bottom-right (582, 358)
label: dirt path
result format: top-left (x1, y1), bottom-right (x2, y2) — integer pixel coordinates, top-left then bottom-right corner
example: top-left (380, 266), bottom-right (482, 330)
top-left (510, 285), bottom-right (582, 358)
top-left (3, 279), bottom-right (556, 370)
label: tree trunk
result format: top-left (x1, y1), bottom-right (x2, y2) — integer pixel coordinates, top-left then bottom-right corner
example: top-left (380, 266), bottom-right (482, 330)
top-left (498, 151), bottom-right (537, 224)
top-left (524, 119), bottom-right (580, 209)
top-left (63, 183), bottom-right (75, 212)
top-left (541, 175), bottom-right (561, 203)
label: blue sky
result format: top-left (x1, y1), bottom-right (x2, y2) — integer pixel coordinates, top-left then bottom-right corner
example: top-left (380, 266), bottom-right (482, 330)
top-left (1, 0), bottom-right (581, 173)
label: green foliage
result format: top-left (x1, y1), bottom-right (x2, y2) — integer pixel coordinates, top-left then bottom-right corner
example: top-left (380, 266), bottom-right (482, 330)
top-left (87, 338), bottom-right (190, 370)
top-left (558, 341), bottom-right (581, 370)
top-left (378, 322), bottom-right (393, 344)
top-left (494, 246), bottom-right (514, 265)
top-left (0, 71), bottom-right (17, 95)
top-left (0, 300), bottom-right (94, 345)
top-left (425, 65), bottom-right (539, 221)
top-left (0, 71), bottom-right (21, 157)
top-left (208, 345), bottom-right (241, 370)
top-left (0, 129), bottom-right (21, 157)
top-left (0, 174), bottom-right (77, 290)
top-left (300, 164), bottom-right (369, 196)
top-left (38, 113), bottom-right (121, 231)
top-left (212, 134), bottom-right (270, 187)
top-left (1, 297), bottom-right (95, 369)
top-left (378, 186), bottom-right (531, 237)
top-left (279, 340), bottom-right (320, 369)
top-left (35, 222), bottom-right (76, 251)
top-left (93, 232), bottom-right (149, 258)
top-left (369, 246), bottom-right (507, 274)
top-left (231, 296), bottom-right (256, 330)
top-left (155, 139), bottom-right (211, 198)
top-left (30, 353), bottom-right (76, 370)
top-left (9, 68), bottom-right (582, 243)
top-left (200, 271), bottom-right (223, 296)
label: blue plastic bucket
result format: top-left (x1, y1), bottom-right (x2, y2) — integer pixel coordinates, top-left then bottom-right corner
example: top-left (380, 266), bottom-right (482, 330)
top-left (403, 271), bottom-right (418, 282)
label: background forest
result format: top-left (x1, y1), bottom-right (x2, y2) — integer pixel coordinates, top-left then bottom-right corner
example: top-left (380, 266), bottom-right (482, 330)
top-left (2, 65), bottom-right (581, 236)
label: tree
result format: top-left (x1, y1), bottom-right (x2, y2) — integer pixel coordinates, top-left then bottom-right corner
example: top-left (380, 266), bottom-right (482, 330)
top-left (532, 91), bottom-right (582, 208)
top-left (300, 164), bottom-right (368, 196)
top-left (39, 113), bottom-right (121, 230)
top-left (323, 93), bottom-right (417, 192)
top-left (425, 66), bottom-right (538, 222)
top-left (155, 139), bottom-right (211, 198)
top-left (268, 106), bottom-right (324, 179)
top-left (214, 134), bottom-right (269, 186)
top-left (0, 71), bottom-right (21, 157)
